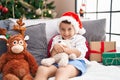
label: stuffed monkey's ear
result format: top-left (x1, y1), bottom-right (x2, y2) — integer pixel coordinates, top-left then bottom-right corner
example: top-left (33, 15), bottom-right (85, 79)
top-left (0, 28), bottom-right (8, 40)
top-left (26, 43), bottom-right (28, 47)
top-left (0, 35), bottom-right (7, 40)
top-left (7, 43), bottom-right (9, 46)
top-left (24, 35), bottom-right (29, 40)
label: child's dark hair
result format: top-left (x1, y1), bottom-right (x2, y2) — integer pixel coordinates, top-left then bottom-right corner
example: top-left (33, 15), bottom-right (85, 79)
top-left (61, 20), bottom-right (71, 24)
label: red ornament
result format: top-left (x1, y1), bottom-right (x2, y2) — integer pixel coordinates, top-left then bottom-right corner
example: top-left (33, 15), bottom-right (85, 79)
top-left (79, 8), bottom-right (84, 17)
top-left (82, 4), bottom-right (86, 6)
top-left (2, 7), bottom-right (9, 13)
top-left (0, 5), bottom-right (3, 11)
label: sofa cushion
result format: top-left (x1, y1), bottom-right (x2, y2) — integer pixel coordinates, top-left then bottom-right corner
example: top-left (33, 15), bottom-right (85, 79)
top-left (0, 20), bottom-right (13, 30)
top-left (7, 23), bottom-right (47, 65)
top-left (0, 74), bottom-right (2, 80)
top-left (0, 20), bottom-right (11, 56)
top-left (0, 40), bottom-right (7, 56)
top-left (82, 18), bottom-right (106, 42)
top-left (25, 23), bottom-right (47, 65)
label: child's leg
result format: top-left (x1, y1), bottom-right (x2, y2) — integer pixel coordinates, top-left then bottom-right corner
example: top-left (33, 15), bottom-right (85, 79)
top-left (55, 65), bottom-right (79, 80)
top-left (34, 65), bottom-right (57, 80)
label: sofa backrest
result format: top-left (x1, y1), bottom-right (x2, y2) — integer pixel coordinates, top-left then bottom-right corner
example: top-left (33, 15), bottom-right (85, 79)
top-left (9, 18), bottom-right (106, 43)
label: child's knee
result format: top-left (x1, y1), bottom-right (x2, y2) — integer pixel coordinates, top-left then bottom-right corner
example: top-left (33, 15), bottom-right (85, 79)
top-left (55, 68), bottom-right (69, 79)
top-left (56, 68), bottom-right (66, 75)
top-left (37, 66), bottom-right (49, 75)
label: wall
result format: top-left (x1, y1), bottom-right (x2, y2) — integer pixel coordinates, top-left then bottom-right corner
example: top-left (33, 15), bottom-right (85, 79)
top-left (48, 0), bottom-right (75, 18)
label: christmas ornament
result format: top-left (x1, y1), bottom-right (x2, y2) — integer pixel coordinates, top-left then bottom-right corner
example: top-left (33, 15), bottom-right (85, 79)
top-left (82, 3), bottom-right (86, 6)
top-left (52, 10), bottom-right (57, 18)
top-left (79, 8), bottom-right (84, 17)
top-left (36, 8), bottom-right (42, 15)
top-left (2, 7), bottom-right (9, 14)
top-left (79, 0), bottom-right (86, 18)
top-left (0, 5), bottom-right (3, 11)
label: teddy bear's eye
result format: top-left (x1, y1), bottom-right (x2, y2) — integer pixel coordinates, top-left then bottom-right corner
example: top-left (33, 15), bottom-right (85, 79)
top-left (13, 40), bottom-right (18, 45)
top-left (58, 41), bottom-right (61, 43)
top-left (19, 40), bottom-right (23, 45)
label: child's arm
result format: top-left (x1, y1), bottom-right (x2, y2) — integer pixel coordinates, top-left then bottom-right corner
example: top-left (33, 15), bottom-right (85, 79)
top-left (62, 36), bottom-right (88, 58)
top-left (50, 43), bottom-right (64, 57)
top-left (62, 46), bottom-right (81, 57)
top-left (50, 49), bottom-right (57, 57)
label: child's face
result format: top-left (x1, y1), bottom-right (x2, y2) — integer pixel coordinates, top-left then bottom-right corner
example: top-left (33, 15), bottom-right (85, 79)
top-left (59, 22), bottom-right (75, 40)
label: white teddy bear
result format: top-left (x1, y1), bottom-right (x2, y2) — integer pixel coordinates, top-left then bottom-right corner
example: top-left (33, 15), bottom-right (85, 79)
top-left (41, 40), bottom-right (77, 67)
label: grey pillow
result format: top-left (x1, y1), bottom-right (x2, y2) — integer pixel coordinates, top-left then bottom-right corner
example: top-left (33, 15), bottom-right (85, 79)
top-left (0, 20), bottom-right (13, 30)
top-left (7, 23), bottom-right (48, 65)
top-left (0, 74), bottom-right (2, 80)
top-left (82, 18), bottom-right (106, 42)
top-left (0, 40), bottom-right (7, 56)
top-left (26, 23), bottom-right (47, 65)
top-left (0, 20), bottom-right (15, 56)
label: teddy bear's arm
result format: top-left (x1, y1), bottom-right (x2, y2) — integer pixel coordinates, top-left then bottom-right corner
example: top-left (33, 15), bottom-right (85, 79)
top-left (24, 51), bottom-right (38, 77)
top-left (0, 53), bottom-right (7, 73)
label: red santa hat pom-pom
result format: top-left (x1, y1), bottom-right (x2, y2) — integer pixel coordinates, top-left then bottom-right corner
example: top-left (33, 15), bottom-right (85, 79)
top-left (57, 11), bottom-right (86, 35)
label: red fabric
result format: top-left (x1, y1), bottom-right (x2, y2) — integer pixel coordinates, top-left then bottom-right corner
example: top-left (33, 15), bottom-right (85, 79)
top-left (62, 11), bottom-right (83, 29)
top-left (85, 41), bottom-right (90, 60)
top-left (47, 35), bottom-right (57, 57)
top-left (47, 35), bottom-right (90, 60)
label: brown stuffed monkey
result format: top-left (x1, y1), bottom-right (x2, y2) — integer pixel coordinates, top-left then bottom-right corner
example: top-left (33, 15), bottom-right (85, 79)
top-left (0, 18), bottom-right (38, 80)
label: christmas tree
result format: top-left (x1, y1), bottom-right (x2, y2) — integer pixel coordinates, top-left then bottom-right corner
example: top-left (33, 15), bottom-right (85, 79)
top-left (0, 0), bottom-right (56, 19)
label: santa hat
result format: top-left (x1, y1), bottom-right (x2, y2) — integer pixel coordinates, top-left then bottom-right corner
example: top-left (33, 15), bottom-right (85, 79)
top-left (57, 11), bottom-right (86, 35)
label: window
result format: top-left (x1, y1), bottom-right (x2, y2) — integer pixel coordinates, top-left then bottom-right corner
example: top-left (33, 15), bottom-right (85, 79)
top-left (75, 0), bottom-right (120, 49)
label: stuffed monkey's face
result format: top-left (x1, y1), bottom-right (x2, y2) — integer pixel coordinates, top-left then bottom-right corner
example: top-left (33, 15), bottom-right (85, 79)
top-left (7, 34), bottom-right (27, 54)
top-left (11, 40), bottom-right (24, 53)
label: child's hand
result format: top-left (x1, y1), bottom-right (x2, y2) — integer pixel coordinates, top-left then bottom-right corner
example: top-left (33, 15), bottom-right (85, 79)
top-left (53, 43), bottom-right (64, 53)
top-left (62, 45), bottom-right (68, 48)
top-left (63, 47), bottom-right (70, 54)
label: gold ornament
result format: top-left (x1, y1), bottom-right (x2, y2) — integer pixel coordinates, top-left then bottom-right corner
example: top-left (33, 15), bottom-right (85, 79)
top-left (36, 8), bottom-right (42, 15)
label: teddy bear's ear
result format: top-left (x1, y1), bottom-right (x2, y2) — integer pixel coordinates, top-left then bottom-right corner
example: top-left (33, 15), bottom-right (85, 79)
top-left (24, 35), bottom-right (29, 41)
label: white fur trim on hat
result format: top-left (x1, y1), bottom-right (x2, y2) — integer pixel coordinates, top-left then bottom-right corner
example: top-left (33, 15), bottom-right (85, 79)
top-left (57, 16), bottom-right (86, 35)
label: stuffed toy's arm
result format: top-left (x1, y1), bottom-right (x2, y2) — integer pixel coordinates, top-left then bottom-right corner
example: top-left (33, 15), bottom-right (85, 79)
top-left (0, 54), bottom-right (7, 73)
top-left (24, 51), bottom-right (38, 77)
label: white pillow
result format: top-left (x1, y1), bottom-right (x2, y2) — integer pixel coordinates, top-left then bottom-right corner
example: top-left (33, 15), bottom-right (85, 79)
top-left (44, 19), bottom-right (59, 43)
top-left (9, 18), bottom-right (59, 44)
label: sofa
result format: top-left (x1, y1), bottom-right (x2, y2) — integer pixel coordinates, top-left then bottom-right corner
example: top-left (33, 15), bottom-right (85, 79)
top-left (1, 18), bottom-right (120, 80)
